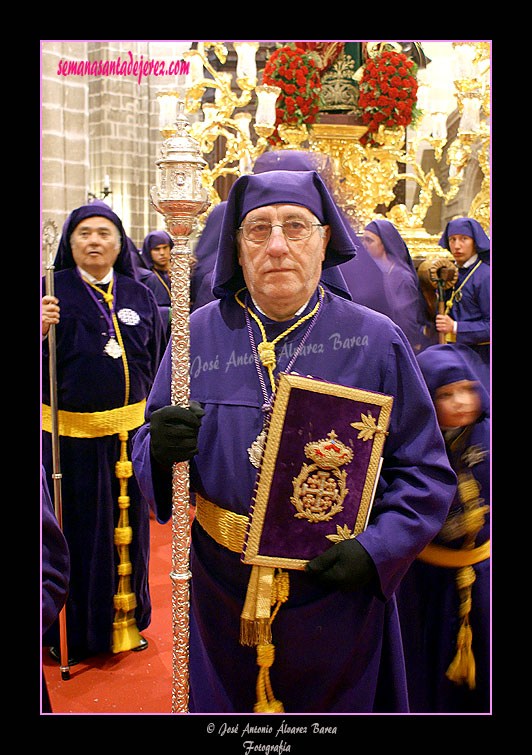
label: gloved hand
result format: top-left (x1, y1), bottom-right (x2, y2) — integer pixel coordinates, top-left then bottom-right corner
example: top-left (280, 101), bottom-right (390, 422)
top-left (305, 538), bottom-right (377, 593)
top-left (149, 401), bottom-right (205, 468)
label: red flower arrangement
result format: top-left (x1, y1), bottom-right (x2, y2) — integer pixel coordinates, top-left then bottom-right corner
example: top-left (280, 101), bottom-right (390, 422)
top-left (358, 49), bottom-right (420, 146)
top-left (262, 44), bottom-right (322, 145)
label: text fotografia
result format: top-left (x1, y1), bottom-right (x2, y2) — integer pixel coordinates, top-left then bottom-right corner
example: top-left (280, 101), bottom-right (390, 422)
top-left (208, 720), bottom-right (338, 753)
top-left (56, 51), bottom-right (190, 85)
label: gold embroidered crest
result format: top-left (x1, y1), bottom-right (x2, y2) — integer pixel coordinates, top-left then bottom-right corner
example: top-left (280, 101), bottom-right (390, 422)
top-left (291, 430), bottom-right (353, 523)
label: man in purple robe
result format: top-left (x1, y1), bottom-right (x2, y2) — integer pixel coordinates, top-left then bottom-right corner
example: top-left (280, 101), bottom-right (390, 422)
top-left (136, 230), bottom-right (173, 340)
top-left (436, 217), bottom-right (490, 388)
top-left (132, 170), bottom-right (456, 712)
top-left (42, 202), bottom-right (165, 663)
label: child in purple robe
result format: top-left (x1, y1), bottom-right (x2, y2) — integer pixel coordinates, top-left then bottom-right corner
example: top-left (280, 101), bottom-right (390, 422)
top-left (397, 343), bottom-right (490, 712)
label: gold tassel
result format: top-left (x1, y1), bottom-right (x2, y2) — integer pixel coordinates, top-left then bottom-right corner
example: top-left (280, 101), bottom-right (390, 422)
top-left (240, 567), bottom-right (289, 711)
top-left (445, 565), bottom-right (477, 689)
top-left (254, 643), bottom-right (284, 713)
top-left (111, 431), bottom-right (143, 653)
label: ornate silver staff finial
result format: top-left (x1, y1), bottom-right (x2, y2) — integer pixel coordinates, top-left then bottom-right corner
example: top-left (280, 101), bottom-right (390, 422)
top-left (42, 219), bottom-right (58, 269)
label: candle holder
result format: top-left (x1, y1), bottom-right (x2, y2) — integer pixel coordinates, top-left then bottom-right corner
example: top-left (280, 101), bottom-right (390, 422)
top-left (173, 43), bottom-right (280, 209)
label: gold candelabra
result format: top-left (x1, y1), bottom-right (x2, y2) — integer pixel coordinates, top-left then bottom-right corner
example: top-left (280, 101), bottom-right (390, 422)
top-left (157, 43), bottom-right (281, 212)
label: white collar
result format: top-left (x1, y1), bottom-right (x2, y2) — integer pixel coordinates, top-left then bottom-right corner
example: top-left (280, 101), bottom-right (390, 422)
top-left (252, 296), bottom-right (310, 319)
top-left (460, 253), bottom-right (479, 270)
top-left (77, 266), bottom-right (114, 285)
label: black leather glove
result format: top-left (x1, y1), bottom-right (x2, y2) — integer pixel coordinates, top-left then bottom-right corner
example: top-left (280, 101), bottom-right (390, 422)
top-left (149, 401), bottom-right (205, 468)
top-left (305, 538), bottom-right (377, 593)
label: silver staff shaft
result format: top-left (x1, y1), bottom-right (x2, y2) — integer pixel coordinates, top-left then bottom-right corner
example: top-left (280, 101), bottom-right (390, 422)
top-left (44, 262), bottom-right (70, 681)
top-left (151, 101), bottom-right (209, 712)
top-left (169, 244), bottom-right (193, 713)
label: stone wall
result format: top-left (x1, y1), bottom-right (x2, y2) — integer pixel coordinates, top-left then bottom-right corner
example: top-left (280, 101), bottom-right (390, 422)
top-left (41, 41), bottom-right (90, 239)
top-left (41, 40), bottom-right (191, 252)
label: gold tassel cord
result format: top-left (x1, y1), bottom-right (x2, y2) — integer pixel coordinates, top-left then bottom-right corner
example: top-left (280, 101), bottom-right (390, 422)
top-left (240, 567), bottom-right (289, 712)
top-left (111, 431), bottom-right (143, 653)
top-left (254, 643), bottom-right (284, 713)
top-left (235, 286), bottom-right (324, 392)
top-left (445, 565), bottom-right (477, 689)
top-left (194, 496), bottom-right (290, 711)
top-left (444, 471), bottom-right (487, 689)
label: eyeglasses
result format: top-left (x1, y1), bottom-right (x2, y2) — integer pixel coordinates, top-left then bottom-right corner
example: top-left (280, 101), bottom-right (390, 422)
top-left (238, 219), bottom-right (323, 243)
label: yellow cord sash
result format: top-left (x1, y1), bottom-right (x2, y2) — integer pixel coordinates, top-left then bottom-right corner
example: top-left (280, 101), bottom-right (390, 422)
top-left (234, 286), bottom-right (324, 393)
top-left (445, 260), bottom-right (482, 315)
top-left (417, 539), bottom-right (490, 568)
top-left (42, 399), bottom-right (146, 438)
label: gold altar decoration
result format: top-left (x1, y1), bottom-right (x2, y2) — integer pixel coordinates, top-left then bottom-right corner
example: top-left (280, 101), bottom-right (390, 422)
top-left (308, 41), bottom-right (490, 257)
top-left (156, 41), bottom-right (490, 257)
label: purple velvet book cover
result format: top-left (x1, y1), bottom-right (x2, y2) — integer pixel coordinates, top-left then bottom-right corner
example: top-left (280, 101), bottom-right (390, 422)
top-left (242, 373), bottom-right (393, 570)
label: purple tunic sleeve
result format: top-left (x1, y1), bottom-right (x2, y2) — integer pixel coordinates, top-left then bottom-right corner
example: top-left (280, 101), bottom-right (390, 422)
top-left (42, 469), bottom-right (70, 634)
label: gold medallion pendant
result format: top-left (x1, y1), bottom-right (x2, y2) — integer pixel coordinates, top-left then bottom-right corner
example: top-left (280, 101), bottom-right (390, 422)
top-left (291, 430), bottom-right (353, 523)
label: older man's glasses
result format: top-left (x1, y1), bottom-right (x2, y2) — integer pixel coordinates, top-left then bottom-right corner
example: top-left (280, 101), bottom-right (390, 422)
top-left (238, 219), bottom-right (323, 243)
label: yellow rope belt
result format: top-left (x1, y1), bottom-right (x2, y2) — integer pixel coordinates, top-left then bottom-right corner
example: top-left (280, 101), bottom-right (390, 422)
top-left (195, 494), bottom-right (249, 553)
top-left (417, 539), bottom-right (490, 568)
top-left (42, 399), bottom-right (146, 438)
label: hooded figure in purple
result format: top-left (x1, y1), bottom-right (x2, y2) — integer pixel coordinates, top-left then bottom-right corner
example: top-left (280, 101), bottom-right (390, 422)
top-left (190, 150), bottom-right (353, 311)
top-left (42, 202), bottom-right (166, 661)
top-left (397, 343), bottom-right (490, 712)
top-left (358, 219), bottom-right (433, 352)
top-left (132, 170), bottom-right (456, 713)
top-left (136, 230), bottom-right (173, 340)
top-left (437, 217), bottom-right (490, 387)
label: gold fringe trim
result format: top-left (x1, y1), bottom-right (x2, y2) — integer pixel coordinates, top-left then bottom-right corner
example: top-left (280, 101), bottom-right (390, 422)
top-left (42, 399), bottom-right (146, 438)
top-left (241, 566), bottom-right (289, 713)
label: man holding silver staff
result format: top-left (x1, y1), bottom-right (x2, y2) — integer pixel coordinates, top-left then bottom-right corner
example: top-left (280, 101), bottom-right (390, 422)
top-left (42, 201), bottom-right (166, 665)
top-left (132, 169), bottom-right (457, 713)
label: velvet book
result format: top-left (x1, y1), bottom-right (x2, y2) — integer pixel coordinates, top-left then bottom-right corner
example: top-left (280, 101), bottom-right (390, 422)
top-left (242, 373), bottom-right (394, 570)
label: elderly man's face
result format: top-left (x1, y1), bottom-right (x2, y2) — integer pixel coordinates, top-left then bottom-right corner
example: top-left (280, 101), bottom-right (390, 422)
top-left (70, 216), bottom-right (121, 279)
top-left (237, 204), bottom-right (330, 321)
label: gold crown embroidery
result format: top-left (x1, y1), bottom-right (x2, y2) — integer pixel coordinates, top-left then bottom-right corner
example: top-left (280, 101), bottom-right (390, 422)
top-left (291, 430), bottom-right (353, 523)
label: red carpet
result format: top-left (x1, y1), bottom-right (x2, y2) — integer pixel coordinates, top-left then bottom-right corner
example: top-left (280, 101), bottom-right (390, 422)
top-left (43, 516), bottom-right (175, 714)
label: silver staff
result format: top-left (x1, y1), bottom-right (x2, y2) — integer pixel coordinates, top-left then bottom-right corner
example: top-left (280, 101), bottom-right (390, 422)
top-left (43, 219), bottom-right (70, 681)
top-left (150, 102), bottom-right (209, 713)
